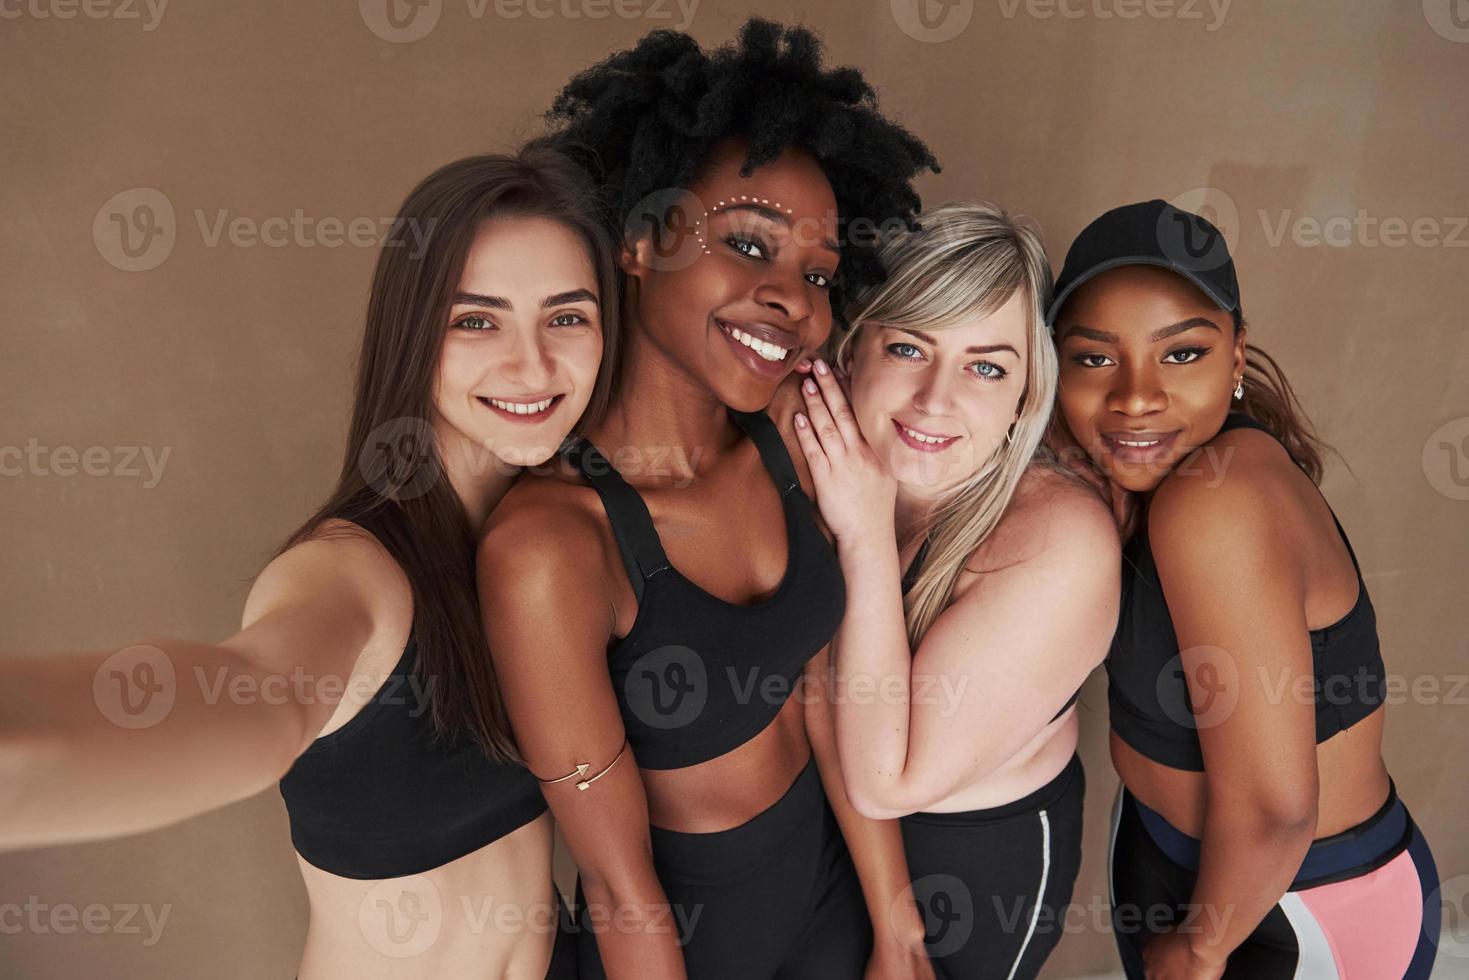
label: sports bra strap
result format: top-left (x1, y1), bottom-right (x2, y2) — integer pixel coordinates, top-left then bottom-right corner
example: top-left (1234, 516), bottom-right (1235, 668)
top-left (562, 437), bottom-right (670, 605)
top-left (728, 408), bottom-right (801, 498)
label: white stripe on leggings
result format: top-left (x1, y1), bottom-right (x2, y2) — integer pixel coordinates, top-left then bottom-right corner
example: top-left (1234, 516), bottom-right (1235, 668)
top-left (1006, 809), bottom-right (1052, 980)
top-left (1278, 892), bottom-right (1342, 979)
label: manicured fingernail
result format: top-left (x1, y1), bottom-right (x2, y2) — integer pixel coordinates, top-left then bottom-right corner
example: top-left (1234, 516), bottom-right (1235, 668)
top-left (795, 412), bottom-right (808, 428)
top-left (797, 357), bottom-right (812, 370)
top-left (803, 378), bottom-right (817, 394)
top-left (814, 358), bottom-right (829, 375)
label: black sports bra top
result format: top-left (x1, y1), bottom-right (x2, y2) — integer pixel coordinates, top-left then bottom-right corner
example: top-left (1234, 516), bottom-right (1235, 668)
top-left (901, 537), bottom-right (1081, 723)
top-left (1107, 411), bottom-right (1387, 772)
top-left (278, 631), bottom-right (548, 879)
top-left (563, 407), bottom-right (847, 771)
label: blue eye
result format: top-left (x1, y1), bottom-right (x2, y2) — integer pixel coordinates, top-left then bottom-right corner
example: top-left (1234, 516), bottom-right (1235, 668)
top-left (886, 343), bottom-right (923, 360)
top-left (971, 361), bottom-right (1008, 382)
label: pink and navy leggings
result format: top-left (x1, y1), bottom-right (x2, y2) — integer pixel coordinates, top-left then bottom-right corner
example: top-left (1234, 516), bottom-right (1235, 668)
top-left (1108, 779), bottom-right (1440, 978)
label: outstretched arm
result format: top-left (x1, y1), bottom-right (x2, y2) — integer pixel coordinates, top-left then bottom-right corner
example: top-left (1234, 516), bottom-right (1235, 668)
top-left (0, 523), bottom-right (401, 849)
top-left (478, 492), bottom-right (686, 980)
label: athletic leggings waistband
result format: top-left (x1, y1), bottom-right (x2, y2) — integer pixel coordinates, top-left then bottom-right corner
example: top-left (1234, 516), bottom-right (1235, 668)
top-left (647, 753), bottom-right (824, 883)
top-left (1128, 779), bottom-right (1410, 889)
top-left (900, 751), bottom-right (1084, 828)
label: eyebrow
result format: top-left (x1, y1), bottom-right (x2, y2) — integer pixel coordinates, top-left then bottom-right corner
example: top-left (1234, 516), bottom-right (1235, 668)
top-left (714, 202), bottom-right (841, 255)
top-left (889, 326), bottom-right (1020, 357)
top-left (1059, 317), bottom-right (1223, 344)
top-left (451, 288), bottom-right (597, 310)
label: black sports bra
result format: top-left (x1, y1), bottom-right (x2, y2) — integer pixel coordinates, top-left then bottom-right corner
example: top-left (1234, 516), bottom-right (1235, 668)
top-left (901, 537), bottom-right (1081, 723)
top-left (278, 630), bottom-right (548, 879)
top-left (1107, 411), bottom-right (1387, 771)
top-left (563, 407), bottom-right (847, 771)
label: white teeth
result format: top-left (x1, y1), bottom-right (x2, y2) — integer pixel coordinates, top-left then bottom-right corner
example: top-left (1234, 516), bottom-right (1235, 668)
top-left (488, 396), bottom-right (554, 415)
top-left (1114, 437), bottom-right (1159, 447)
top-left (726, 325), bottom-right (789, 362)
top-left (902, 425), bottom-right (952, 445)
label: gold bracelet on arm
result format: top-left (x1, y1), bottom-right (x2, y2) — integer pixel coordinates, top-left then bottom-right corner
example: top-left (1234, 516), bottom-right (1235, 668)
top-left (536, 738), bottom-right (629, 792)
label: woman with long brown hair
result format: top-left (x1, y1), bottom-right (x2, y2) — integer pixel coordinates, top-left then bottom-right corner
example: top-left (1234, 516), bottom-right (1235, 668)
top-left (1050, 200), bottom-right (1440, 979)
top-left (0, 143), bottom-right (622, 979)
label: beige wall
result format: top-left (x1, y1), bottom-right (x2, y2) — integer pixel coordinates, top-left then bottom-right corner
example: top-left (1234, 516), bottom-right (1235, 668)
top-left (2, 2), bottom-right (1466, 977)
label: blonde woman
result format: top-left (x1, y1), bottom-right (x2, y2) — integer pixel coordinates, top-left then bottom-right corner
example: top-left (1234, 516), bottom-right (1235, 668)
top-left (782, 202), bottom-right (1120, 979)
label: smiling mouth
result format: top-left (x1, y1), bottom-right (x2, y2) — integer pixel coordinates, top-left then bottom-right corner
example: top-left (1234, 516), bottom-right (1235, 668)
top-left (716, 318), bottom-right (795, 364)
top-left (893, 418), bottom-right (960, 452)
top-left (1100, 430), bottom-right (1179, 460)
top-left (477, 393), bottom-right (565, 422)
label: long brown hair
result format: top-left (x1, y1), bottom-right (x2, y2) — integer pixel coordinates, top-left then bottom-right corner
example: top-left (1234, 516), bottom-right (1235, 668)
top-left (1233, 317), bottom-right (1331, 484)
top-left (278, 145), bottom-right (621, 762)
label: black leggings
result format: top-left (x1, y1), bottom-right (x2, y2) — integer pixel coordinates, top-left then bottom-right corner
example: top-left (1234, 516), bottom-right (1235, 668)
top-left (573, 754), bottom-right (872, 979)
top-left (898, 751), bottom-right (1086, 980)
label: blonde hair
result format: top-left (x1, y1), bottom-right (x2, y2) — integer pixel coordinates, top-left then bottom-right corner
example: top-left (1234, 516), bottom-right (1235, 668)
top-left (829, 200), bottom-right (1070, 650)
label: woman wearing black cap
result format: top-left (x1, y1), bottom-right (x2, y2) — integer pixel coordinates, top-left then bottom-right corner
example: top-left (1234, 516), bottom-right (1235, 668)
top-left (1048, 201), bottom-right (1441, 979)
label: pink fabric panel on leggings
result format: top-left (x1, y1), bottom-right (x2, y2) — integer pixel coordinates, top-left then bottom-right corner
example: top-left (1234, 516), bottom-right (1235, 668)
top-left (1293, 847), bottom-right (1422, 978)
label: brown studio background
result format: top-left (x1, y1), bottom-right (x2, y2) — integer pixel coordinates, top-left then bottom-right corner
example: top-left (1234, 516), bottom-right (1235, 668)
top-left (2, 1), bottom-right (1467, 977)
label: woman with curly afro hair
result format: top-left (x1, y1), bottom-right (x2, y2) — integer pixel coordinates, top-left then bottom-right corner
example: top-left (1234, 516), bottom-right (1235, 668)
top-left (478, 17), bottom-right (942, 980)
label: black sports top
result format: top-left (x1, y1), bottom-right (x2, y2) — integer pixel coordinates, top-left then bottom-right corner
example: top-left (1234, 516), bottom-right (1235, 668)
top-left (562, 407), bottom-right (847, 771)
top-left (278, 632), bottom-right (548, 879)
top-left (901, 537), bottom-right (1081, 722)
top-left (1107, 411), bottom-right (1387, 771)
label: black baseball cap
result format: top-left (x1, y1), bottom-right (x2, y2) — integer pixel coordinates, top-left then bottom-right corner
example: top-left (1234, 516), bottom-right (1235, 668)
top-left (1045, 199), bottom-right (1242, 326)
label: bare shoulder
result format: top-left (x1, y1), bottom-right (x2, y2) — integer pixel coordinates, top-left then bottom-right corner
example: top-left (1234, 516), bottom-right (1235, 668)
top-left (1149, 424), bottom-right (1299, 548)
top-left (478, 470), bottom-right (618, 631)
top-left (242, 517), bottom-right (410, 633)
top-left (970, 463), bottom-right (1120, 575)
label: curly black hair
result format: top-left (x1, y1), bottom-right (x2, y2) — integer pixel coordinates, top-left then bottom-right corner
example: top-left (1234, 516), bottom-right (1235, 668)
top-left (533, 16), bottom-right (941, 327)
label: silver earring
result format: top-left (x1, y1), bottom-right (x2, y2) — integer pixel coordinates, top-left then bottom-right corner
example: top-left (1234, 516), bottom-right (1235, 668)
top-left (1233, 377), bottom-right (1244, 400)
